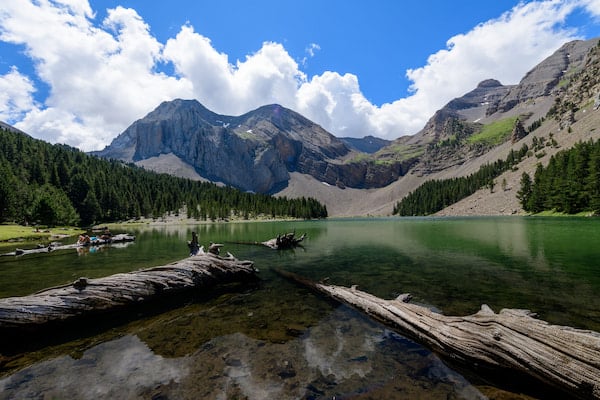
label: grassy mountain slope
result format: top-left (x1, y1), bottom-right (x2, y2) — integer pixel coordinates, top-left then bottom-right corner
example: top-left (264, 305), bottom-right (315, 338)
top-left (283, 38), bottom-right (600, 217)
top-left (427, 40), bottom-right (600, 216)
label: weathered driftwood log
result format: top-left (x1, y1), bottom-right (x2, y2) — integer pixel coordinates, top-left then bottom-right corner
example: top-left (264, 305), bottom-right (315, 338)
top-left (0, 233), bottom-right (136, 257)
top-left (261, 231), bottom-right (306, 249)
top-left (0, 253), bottom-right (256, 331)
top-left (277, 270), bottom-right (600, 400)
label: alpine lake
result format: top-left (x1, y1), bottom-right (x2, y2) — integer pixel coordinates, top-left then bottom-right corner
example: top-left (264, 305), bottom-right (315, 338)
top-left (1, 217), bottom-right (599, 399)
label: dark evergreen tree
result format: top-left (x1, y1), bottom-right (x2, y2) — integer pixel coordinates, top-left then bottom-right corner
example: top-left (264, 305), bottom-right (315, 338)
top-left (517, 172), bottom-right (532, 210)
top-left (586, 144), bottom-right (600, 213)
top-left (0, 159), bottom-right (16, 221)
top-left (31, 184), bottom-right (79, 226)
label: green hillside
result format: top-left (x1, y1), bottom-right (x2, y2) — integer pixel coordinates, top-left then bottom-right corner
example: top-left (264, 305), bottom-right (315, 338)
top-left (466, 117), bottom-right (518, 145)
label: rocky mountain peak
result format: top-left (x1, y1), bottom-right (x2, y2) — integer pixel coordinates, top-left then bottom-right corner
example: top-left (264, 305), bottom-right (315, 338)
top-left (477, 79), bottom-right (503, 88)
top-left (94, 100), bottom-right (410, 193)
top-left (145, 99), bottom-right (227, 125)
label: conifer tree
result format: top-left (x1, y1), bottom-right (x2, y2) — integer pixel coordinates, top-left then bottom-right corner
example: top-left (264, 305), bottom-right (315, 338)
top-left (517, 172), bottom-right (532, 211)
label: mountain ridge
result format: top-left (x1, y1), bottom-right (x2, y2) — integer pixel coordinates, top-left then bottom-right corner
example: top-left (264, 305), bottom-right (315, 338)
top-left (93, 37), bottom-right (600, 216)
top-left (93, 101), bottom-right (414, 193)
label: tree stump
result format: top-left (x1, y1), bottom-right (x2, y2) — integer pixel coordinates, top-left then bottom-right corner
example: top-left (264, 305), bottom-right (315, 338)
top-left (261, 231), bottom-right (306, 249)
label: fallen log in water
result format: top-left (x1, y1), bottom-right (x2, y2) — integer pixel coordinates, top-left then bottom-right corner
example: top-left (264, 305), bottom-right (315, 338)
top-left (0, 253), bottom-right (257, 332)
top-left (0, 233), bottom-right (136, 257)
top-left (230, 231), bottom-right (307, 250)
top-left (276, 270), bottom-right (600, 400)
top-left (261, 231), bottom-right (306, 249)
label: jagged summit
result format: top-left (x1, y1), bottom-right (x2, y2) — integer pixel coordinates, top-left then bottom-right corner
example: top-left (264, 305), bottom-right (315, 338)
top-left (144, 99), bottom-right (229, 125)
top-left (496, 38), bottom-right (598, 113)
top-left (94, 100), bottom-right (409, 193)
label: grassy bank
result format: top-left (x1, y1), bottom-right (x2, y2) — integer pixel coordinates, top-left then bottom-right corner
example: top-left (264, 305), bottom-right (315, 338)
top-left (0, 224), bottom-right (83, 248)
top-left (533, 210), bottom-right (595, 217)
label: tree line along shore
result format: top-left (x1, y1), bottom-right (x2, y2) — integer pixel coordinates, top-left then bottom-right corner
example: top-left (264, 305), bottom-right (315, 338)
top-left (0, 127), bottom-right (328, 229)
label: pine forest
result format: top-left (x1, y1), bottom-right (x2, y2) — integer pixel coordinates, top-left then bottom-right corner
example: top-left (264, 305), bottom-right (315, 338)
top-left (517, 139), bottom-right (600, 214)
top-left (0, 128), bottom-right (328, 227)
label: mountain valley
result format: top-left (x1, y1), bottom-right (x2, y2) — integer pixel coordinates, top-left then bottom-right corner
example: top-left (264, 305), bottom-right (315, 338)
top-left (67, 37), bottom-right (600, 216)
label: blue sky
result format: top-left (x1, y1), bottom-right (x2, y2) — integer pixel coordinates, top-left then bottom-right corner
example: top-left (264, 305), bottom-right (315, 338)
top-left (1, 1), bottom-right (600, 151)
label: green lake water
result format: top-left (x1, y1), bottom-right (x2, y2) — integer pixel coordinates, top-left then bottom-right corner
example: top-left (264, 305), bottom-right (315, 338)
top-left (0, 217), bottom-right (599, 399)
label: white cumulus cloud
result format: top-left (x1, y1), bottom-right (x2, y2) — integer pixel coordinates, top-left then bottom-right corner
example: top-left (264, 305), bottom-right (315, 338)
top-left (0, 0), bottom-right (191, 150)
top-left (364, 0), bottom-right (586, 138)
top-left (583, 0), bottom-right (600, 15)
top-left (0, 0), bottom-right (599, 151)
top-left (0, 66), bottom-right (37, 122)
top-left (164, 26), bottom-right (305, 116)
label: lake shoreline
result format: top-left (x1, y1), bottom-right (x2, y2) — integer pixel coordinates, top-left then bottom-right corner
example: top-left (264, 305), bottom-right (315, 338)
top-left (3, 209), bottom-right (597, 247)
top-left (0, 214), bottom-right (310, 247)
top-left (0, 225), bottom-right (84, 249)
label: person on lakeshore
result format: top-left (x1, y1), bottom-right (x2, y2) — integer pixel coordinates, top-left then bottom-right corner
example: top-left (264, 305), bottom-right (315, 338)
top-left (188, 231), bottom-right (200, 256)
top-left (100, 227), bottom-right (112, 241)
top-left (77, 234), bottom-right (91, 246)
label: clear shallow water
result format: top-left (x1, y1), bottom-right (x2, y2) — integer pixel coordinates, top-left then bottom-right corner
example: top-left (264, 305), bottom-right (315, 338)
top-left (1, 217), bottom-right (599, 399)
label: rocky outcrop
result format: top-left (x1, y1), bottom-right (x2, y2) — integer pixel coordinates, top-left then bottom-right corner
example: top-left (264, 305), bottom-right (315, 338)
top-left (339, 135), bottom-right (391, 153)
top-left (96, 101), bottom-right (292, 193)
top-left (402, 80), bottom-right (511, 150)
top-left (297, 157), bottom-right (417, 189)
top-left (94, 100), bottom-right (409, 193)
top-left (446, 79), bottom-right (514, 120)
top-left (511, 119), bottom-right (527, 143)
top-left (496, 38), bottom-right (598, 113)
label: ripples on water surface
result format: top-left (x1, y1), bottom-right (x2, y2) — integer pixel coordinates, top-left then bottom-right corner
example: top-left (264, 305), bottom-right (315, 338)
top-left (1, 217), bottom-right (599, 399)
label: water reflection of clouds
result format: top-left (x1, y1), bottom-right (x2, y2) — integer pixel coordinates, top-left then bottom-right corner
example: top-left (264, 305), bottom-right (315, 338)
top-left (0, 335), bottom-right (186, 399)
top-left (303, 320), bottom-right (376, 379)
top-left (217, 333), bottom-right (296, 400)
top-left (1, 309), bottom-right (485, 399)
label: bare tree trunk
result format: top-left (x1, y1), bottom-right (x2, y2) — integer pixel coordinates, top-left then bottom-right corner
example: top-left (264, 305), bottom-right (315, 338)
top-left (0, 253), bottom-right (256, 331)
top-left (276, 269), bottom-right (600, 400)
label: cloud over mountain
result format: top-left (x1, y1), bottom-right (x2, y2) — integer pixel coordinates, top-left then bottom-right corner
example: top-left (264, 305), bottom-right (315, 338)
top-left (0, 0), bottom-right (599, 151)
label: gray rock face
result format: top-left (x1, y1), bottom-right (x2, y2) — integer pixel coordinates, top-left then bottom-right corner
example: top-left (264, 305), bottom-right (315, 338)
top-left (496, 38), bottom-right (598, 112)
top-left (511, 119), bottom-right (527, 144)
top-left (447, 79), bottom-right (514, 119)
top-left (97, 101), bottom-right (290, 193)
top-left (94, 100), bottom-right (404, 193)
top-left (339, 136), bottom-right (391, 153)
